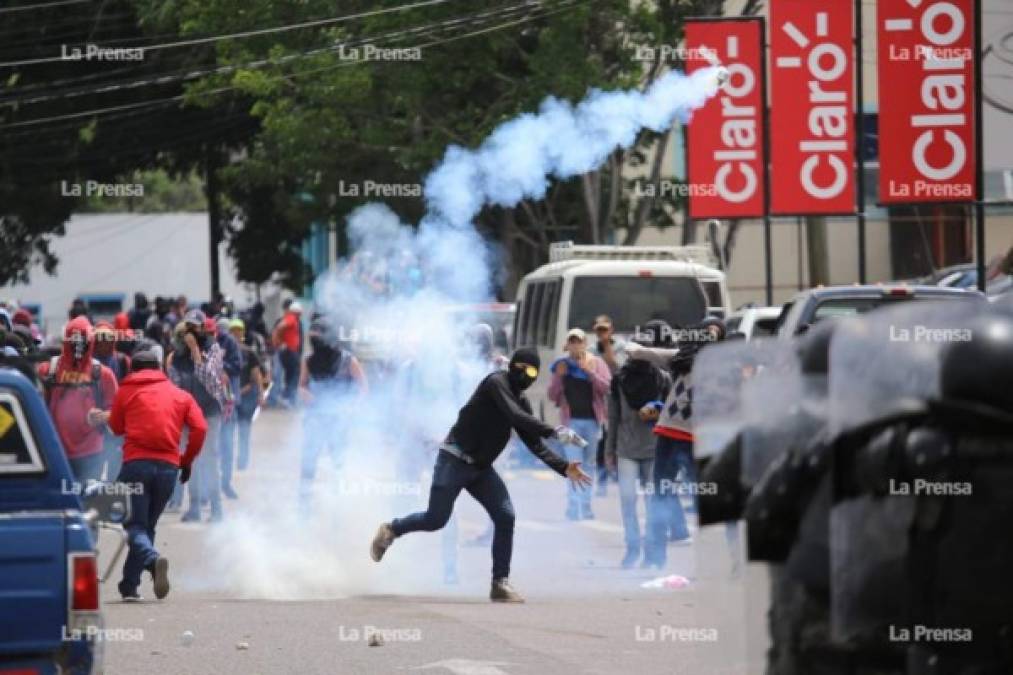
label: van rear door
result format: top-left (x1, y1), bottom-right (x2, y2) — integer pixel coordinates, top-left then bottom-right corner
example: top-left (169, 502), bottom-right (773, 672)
top-left (0, 389), bottom-right (70, 656)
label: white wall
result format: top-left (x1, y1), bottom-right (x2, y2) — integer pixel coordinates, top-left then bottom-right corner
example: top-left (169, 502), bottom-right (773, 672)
top-left (1, 213), bottom-right (256, 333)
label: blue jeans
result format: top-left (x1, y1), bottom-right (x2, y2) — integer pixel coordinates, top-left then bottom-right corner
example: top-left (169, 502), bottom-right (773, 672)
top-left (645, 437), bottom-right (692, 565)
top-left (186, 414), bottom-right (223, 517)
top-left (219, 376), bottom-right (241, 490)
top-left (117, 459), bottom-right (178, 596)
top-left (557, 418), bottom-right (600, 514)
top-left (617, 456), bottom-right (653, 552)
top-left (299, 410), bottom-right (343, 507)
top-left (236, 391), bottom-right (257, 470)
top-left (392, 451), bottom-right (515, 580)
top-left (102, 433), bottom-right (122, 482)
top-left (267, 352), bottom-right (283, 406)
top-left (69, 453), bottom-right (105, 484)
top-left (279, 348), bottom-right (300, 406)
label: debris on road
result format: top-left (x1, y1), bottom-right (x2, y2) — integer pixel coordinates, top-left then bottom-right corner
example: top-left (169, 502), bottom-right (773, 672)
top-left (640, 575), bottom-right (691, 590)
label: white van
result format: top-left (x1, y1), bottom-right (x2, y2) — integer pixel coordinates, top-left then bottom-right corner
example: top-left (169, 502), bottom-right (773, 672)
top-left (513, 241), bottom-right (731, 424)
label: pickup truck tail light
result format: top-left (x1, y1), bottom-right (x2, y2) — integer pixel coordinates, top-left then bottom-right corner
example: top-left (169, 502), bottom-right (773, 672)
top-left (70, 553), bottom-right (99, 612)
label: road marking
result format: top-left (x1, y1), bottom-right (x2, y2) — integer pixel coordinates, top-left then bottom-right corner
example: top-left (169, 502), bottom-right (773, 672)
top-left (412, 658), bottom-right (513, 674)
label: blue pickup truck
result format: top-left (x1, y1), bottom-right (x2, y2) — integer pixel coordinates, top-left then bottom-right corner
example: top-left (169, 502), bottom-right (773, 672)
top-left (0, 366), bottom-right (103, 675)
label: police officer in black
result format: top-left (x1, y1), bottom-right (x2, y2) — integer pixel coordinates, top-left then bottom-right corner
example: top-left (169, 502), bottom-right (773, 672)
top-left (371, 347), bottom-right (591, 603)
top-left (826, 311), bottom-right (1013, 674)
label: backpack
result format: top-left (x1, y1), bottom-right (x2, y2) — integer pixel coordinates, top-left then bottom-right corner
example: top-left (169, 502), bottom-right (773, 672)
top-left (42, 356), bottom-right (106, 410)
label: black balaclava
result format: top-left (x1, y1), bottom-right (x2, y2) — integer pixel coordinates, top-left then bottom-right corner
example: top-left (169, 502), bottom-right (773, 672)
top-left (508, 347), bottom-right (540, 391)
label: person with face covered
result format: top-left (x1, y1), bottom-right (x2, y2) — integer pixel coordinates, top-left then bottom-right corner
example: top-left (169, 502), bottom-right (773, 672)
top-left (371, 347), bottom-right (592, 603)
top-left (38, 316), bottom-right (119, 482)
top-left (167, 310), bottom-right (229, 522)
top-left (298, 318), bottom-right (367, 508)
top-left (628, 316), bottom-right (727, 568)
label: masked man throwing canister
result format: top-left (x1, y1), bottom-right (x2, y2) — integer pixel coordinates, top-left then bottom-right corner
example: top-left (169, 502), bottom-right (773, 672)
top-left (371, 347), bottom-right (592, 603)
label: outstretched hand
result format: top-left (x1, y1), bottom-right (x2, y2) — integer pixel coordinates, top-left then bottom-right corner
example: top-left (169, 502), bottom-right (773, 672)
top-left (565, 461), bottom-right (592, 489)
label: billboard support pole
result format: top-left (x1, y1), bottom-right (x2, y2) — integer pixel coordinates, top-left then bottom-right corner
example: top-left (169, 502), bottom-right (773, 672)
top-left (974, 0), bottom-right (986, 292)
top-left (854, 0), bottom-right (868, 284)
top-left (761, 15), bottom-right (774, 306)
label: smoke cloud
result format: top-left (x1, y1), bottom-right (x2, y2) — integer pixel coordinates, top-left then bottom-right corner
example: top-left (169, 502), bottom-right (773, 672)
top-left (194, 67), bottom-right (723, 599)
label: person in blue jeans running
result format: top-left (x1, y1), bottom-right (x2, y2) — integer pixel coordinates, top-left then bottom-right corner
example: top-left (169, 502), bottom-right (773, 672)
top-left (108, 351), bottom-right (207, 601)
top-left (548, 328), bottom-right (612, 520)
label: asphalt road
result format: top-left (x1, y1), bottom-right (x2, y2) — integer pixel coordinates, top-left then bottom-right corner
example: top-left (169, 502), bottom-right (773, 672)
top-left (99, 408), bottom-right (770, 675)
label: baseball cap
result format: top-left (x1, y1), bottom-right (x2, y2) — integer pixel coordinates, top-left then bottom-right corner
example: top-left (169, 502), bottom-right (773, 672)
top-left (593, 315), bottom-right (612, 330)
top-left (183, 309), bottom-right (206, 326)
top-left (130, 350), bottom-right (160, 371)
top-left (229, 318), bottom-right (245, 331)
top-left (566, 327), bottom-right (586, 342)
top-left (289, 301), bottom-right (303, 314)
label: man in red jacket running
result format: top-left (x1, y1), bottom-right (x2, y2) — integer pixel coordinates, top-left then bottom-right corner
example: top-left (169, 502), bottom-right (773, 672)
top-left (108, 350), bottom-right (208, 601)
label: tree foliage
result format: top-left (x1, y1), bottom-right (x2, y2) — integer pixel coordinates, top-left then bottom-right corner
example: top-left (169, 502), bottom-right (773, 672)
top-left (1, 0), bottom-right (747, 291)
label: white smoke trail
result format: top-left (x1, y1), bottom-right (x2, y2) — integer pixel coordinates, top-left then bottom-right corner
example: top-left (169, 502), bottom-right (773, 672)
top-left (423, 67), bottom-right (723, 230)
top-left (195, 67), bottom-right (723, 600)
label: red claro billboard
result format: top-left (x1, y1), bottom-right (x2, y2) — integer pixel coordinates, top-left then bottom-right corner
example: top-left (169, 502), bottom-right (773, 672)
top-left (685, 19), bottom-right (766, 219)
top-left (877, 0), bottom-right (976, 203)
top-left (769, 0), bottom-right (856, 215)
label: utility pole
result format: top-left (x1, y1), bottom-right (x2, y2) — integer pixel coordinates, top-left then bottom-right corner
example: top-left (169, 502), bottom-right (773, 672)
top-left (205, 146), bottom-right (222, 302)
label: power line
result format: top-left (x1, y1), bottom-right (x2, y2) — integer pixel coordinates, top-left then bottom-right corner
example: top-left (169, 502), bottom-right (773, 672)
top-left (0, 0), bottom-right (459, 68)
top-left (0, 0), bottom-right (577, 130)
top-left (0, 0), bottom-right (546, 107)
top-left (0, 0), bottom-right (90, 14)
top-left (0, 0), bottom-right (588, 132)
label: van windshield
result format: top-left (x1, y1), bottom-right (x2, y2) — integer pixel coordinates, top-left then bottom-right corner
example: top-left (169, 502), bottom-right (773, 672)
top-left (568, 276), bottom-right (708, 333)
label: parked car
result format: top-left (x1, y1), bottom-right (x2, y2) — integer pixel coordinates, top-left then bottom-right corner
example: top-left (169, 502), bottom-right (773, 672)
top-left (725, 306), bottom-right (781, 340)
top-left (775, 284), bottom-right (986, 338)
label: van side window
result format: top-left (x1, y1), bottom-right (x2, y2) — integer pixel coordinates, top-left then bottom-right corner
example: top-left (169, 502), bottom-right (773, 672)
top-left (0, 392), bottom-right (45, 475)
top-left (518, 283), bottom-right (538, 346)
top-left (512, 300), bottom-right (523, 349)
top-left (702, 281), bottom-right (723, 309)
top-left (547, 280), bottom-right (560, 347)
top-left (537, 280), bottom-right (560, 347)
top-left (527, 283), bottom-right (545, 346)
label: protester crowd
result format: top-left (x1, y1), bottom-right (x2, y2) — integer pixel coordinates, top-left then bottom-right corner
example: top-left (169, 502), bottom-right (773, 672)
top-left (0, 290), bottom-right (733, 599)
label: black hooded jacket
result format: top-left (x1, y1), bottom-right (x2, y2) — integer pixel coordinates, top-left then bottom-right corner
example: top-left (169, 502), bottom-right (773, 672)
top-left (445, 370), bottom-right (568, 476)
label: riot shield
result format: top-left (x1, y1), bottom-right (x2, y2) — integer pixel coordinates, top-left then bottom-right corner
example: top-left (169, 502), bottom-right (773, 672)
top-left (829, 494), bottom-right (915, 647)
top-left (827, 298), bottom-right (986, 436)
top-left (693, 338), bottom-right (796, 464)
top-left (826, 296), bottom-right (986, 649)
